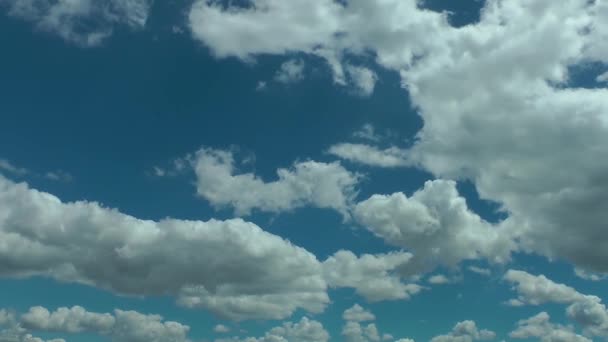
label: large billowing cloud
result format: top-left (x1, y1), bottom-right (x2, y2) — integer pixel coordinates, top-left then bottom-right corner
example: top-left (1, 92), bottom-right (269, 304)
top-left (0, 175), bottom-right (329, 321)
top-left (188, 0), bottom-right (608, 275)
top-left (504, 270), bottom-right (608, 338)
top-left (190, 147), bottom-right (361, 218)
top-left (354, 180), bottom-right (514, 274)
top-left (0, 0), bottom-right (152, 46)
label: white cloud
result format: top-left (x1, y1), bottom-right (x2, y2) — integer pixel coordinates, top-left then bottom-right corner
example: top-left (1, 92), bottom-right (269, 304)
top-left (328, 144), bottom-right (409, 168)
top-left (342, 321), bottom-right (381, 342)
top-left (503, 270), bottom-right (589, 306)
top-left (191, 147), bottom-right (361, 218)
top-left (346, 65), bottom-right (378, 96)
top-left (504, 270), bottom-right (608, 338)
top-left (214, 324), bottom-right (230, 333)
top-left (430, 320), bottom-right (496, 342)
top-left (343, 304), bottom-right (375, 323)
top-left (188, 0), bottom-right (608, 275)
top-left (0, 175), bottom-right (329, 321)
top-left (216, 317), bottom-right (329, 342)
top-left (20, 306), bottom-right (191, 342)
top-left (354, 180), bottom-right (514, 274)
top-left (0, 159), bottom-right (29, 176)
top-left (428, 274), bottom-right (451, 285)
top-left (0, 309), bottom-right (64, 342)
top-left (2, 0), bottom-right (151, 46)
top-left (274, 59), bottom-right (305, 84)
top-left (596, 71), bottom-right (608, 83)
top-left (353, 124), bottom-right (381, 143)
top-left (323, 250), bottom-right (422, 302)
top-left (510, 312), bottom-right (591, 342)
top-left (467, 266), bottom-right (491, 277)
top-left (574, 267), bottom-right (605, 282)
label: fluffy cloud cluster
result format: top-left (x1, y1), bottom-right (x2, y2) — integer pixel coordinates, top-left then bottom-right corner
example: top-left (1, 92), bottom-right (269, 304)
top-left (191, 147), bottom-right (361, 218)
top-left (215, 317), bottom-right (330, 342)
top-left (188, 0), bottom-right (608, 275)
top-left (20, 306), bottom-right (191, 342)
top-left (505, 270), bottom-right (608, 338)
top-left (341, 305), bottom-right (407, 342)
top-left (322, 250), bottom-right (422, 302)
top-left (0, 0), bottom-right (151, 46)
top-left (0, 309), bottom-right (64, 342)
top-left (430, 320), bottom-right (496, 342)
top-left (354, 180), bottom-right (514, 274)
top-left (509, 312), bottom-right (591, 342)
top-left (0, 175), bottom-right (329, 321)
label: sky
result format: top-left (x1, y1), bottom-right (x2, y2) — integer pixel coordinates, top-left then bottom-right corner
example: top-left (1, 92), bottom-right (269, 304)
top-left (1, 0), bottom-right (608, 341)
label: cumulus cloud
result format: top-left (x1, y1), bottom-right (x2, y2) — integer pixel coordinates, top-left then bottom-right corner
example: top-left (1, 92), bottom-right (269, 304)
top-left (188, 0), bottom-right (608, 275)
top-left (343, 304), bottom-right (375, 323)
top-left (1, 0), bottom-right (152, 46)
top-left (20, 306), bottom-right (191, 342)
top-left (510, 312), bottom-right (591, 342)
top-left (342, 321), bottom-right (381, 342)
top-left (274, 59), bottom-right (305, 84)
top-left (327, 144), bottom-right (409, 168)
top-left (430, 320), bottom-right (496, 342)
top-left (323, 250), bottom-right (422, 302)
top-left (354, 180), bottom-right (514, 274)
top-left (216, 317), bottom-right (330, 342)
top-left (0, 175), bottom-right (329, 321)
top-left (504, 270), bottom-right (608, 338)
top-left (191, 147), bottom-right (361, 218)
top-left (597, 71), bottom-right (608, 83)
top-left (0, 309), bottom-right (64, 342)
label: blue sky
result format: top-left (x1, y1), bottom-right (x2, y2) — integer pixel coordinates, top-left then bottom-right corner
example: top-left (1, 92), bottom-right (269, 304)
top-left (1, 0), bottom-right (608, 341)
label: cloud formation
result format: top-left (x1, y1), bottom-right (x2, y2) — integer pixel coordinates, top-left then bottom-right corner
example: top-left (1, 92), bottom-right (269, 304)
top-left (0, 175), bottom-right (329, 321)
top-left (1, 0), bottom-right (151, 46)
top-left (191, 147), bottom-right (361, 218)
top-left (323, 250), bottom-right (422, 302)
top-left (21, 306), bottom-right (191, 342)
top-left (355, 180), bottom-right (514, 274)
top-left (187, 0), bottom-right (608, 276)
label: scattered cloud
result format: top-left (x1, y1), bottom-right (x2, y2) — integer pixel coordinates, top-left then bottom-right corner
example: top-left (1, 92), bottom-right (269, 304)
top-left (353, 124), bottom-right (381, 143)
top-left (428, 274), bottom-right (451, 285)
top-left (2, 0), bottom-right (152, 46)
top-left (430, 320), bottom-right (496, 342)
top-left (467, 266), bottom-right (491, 277)
top-left (346, 65), bottom-right (378, 97)
top-left (216, 317), bottom-right (330, 342)
top-left (328, 143), bottom-right (409, 168)
top-left (214, 324), bottom-right (230, 333)
top-left (343, 304), bottom-right (375, 323)
top-left (510, 312), bottom-right (591, 342)
top-left (504, 270), bottom-right (608, 338)
top-left (323, 250), bottom-right (422, 302)
top-left (190, 147), bottom-right (361, 218)
top-left (21, 306), bottom-right (191, 342)
top-left (274, 59), bottom-right (305, 84)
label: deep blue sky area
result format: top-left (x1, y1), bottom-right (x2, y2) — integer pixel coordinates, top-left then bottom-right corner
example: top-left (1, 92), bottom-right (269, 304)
top-left (1, 1), bottom-right (607, 341)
